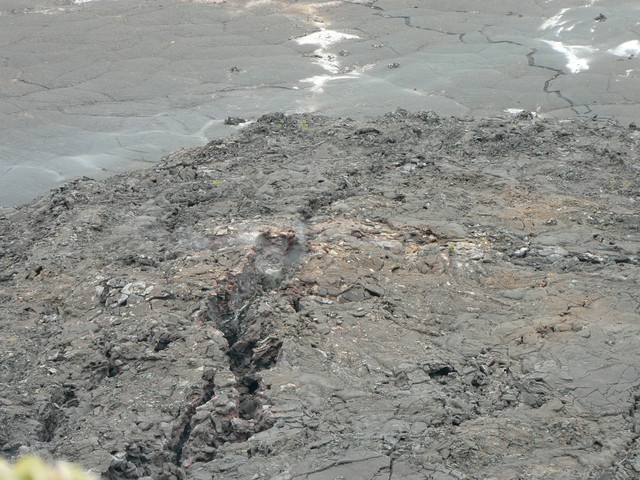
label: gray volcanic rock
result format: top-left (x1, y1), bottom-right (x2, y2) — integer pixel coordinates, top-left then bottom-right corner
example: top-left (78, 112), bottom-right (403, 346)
top-left (1, 111), bottom-right (640, 479)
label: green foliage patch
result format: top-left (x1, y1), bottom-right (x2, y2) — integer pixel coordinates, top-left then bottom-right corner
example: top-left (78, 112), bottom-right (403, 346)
top-left (0, 457), bottom-right (95, 480)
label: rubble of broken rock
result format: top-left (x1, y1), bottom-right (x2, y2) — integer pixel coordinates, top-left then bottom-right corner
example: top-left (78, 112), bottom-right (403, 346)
top-left (1, 111), bottom-right (640, 479)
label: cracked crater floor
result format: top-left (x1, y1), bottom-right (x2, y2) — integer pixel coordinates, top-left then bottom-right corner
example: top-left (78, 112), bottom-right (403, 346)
top-left (1, 0), bottom-right (639, 206)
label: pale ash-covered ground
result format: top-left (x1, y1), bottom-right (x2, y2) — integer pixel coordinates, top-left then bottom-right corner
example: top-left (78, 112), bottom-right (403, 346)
top-left (1, 112), bottom-right (640, 479)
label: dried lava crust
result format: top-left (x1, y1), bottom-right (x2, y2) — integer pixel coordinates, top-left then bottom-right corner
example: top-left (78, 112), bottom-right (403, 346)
top-left (1, 111), bottom-right (640, 479)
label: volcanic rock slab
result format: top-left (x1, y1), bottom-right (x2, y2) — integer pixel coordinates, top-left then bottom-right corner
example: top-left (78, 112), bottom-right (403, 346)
top-left (1, 111), bottom-right (640, 478)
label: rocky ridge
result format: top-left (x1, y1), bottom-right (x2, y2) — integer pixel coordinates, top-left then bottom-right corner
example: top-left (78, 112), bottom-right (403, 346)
top-left (1, 111), bottom-right (640, 479)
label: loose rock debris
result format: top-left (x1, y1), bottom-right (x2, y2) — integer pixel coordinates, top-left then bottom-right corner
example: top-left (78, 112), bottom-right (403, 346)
top-left (1, 111), bottom-right (640, 479)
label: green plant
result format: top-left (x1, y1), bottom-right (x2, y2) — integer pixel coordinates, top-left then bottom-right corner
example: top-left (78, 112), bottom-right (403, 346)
top-left (0, 456), bottom-right (96, 480)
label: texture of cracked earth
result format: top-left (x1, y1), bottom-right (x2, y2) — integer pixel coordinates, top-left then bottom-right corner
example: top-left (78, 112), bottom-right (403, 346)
top-left (1, 0), bottom-right (639, 205)
top-left (1, 111), bottom-right (640, 479)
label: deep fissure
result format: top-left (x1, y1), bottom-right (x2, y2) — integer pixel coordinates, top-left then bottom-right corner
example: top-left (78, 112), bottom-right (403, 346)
top-left (212, 231), bottom-right (300, 422)
top-left (163, 229), bottom-right (303, 468)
